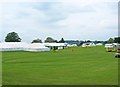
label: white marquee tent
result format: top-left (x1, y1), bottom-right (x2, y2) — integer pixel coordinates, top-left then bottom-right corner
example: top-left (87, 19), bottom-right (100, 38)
top-left (0, 42), bottom-right (50, 52)
top-left (44, 43), bottom-right (67, 47)
top-left (0, 42), bottom-right (28, 51)
top-left (25, 43), bottom-right (50, 52)
top-left (44, 43), bottom-right (68, 49)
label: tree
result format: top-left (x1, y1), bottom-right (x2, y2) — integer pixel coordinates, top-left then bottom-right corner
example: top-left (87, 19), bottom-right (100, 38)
top-left (86, 40), bottom-right (91, 43)
top-left (5, 32), bottom-right (21, 42)
top-left (45, 37), bottom-right (57, 43)
top-left (31, 38), bottom-right (42, 43)
top-left (93, 40), bottom-right (104, 44)
top-left (79, 41), bottom-right (84, 46)
top-left (103, 41), bottom-right (107, 45)
top-left (59, 38), bottom-right (65, 43)
top-left (114, 37), bottom-right (120, 43)
top-left (107, 38), bottom-right (114, 43)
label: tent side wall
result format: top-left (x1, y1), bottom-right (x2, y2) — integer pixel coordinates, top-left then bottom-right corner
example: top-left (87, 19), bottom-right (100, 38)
top-left (24, 48), bottom-right (50, 52)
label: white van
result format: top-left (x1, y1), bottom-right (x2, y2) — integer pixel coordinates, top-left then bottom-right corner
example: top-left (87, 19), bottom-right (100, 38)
top-left (105, 44), bottom-right (114, 52)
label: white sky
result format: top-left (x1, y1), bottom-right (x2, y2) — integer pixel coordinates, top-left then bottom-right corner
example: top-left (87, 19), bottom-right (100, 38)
top-left (0, 0), bottom-right (119, 42)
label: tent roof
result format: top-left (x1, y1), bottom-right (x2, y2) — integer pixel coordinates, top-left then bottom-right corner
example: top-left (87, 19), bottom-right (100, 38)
top-left (26, 43), bottom-right (48, 48)
top-left (0, 42), bottom-right (68, 49)
top-left (0, 42), bottom-right (28, 48)
top-left (44, 43), bottom-right (67, 47)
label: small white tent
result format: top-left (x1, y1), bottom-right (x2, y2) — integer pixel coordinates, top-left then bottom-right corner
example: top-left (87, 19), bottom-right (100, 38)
top-left (67, 44), bottom-right (77, 47)
top-left (44, 43), bottom-right (67, 47)
top-left (44, 43), bottom-right (68, 50)
top-left (82, 42), bottom-right (96, 47)
top-left (96, 43), bottom-right (103, 46)
top-left (81, 43), bottom-right (86, 47)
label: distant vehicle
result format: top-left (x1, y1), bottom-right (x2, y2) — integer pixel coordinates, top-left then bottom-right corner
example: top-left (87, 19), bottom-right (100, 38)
top-left (105, 44), bottom-right (114, 52)
top-left (115, 45), bottom-right (120, 58)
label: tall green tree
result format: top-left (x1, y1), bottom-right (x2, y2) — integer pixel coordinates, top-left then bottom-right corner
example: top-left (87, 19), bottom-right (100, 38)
top-left (86, 40), bottom-right (91, 43)
top-left (114, 37), bottom-right (120, 43)
top-left (107, 38), bottom-right (114, 43)
top-left (59, 38), bottom-right (65, 43)
top-left (79, 41), bottom-right (85, 46)
top-left (45, 37), bottom-right (57, 43)
top-left (31, 38), bottom-right (42, 43)
top-left (5, 32), bottom-right (21, 42)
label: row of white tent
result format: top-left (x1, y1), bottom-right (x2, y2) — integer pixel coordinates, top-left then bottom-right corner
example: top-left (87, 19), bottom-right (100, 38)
top-left (81, 43), bottom-right (103, 47)
top-left (0, 42), bottom-right (106, 52)
top-left (0, 42), bottom-right (68, 52)
top-left (81, 42), bottom-right (120, 48)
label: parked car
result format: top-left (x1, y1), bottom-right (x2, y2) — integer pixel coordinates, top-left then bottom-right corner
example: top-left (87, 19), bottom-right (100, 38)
top-left (115, 47), bottom-right (120, 58)
top-left (105, 44), bottom-right (114, 52)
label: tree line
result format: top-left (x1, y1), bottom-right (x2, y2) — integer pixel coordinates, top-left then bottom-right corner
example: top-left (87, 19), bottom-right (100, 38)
top-left (4, 32), bottom-right (65, 43)
top-left (106, 37), bottom-right (120, 43)
top-left (4, 32), bottom-right (120, 44)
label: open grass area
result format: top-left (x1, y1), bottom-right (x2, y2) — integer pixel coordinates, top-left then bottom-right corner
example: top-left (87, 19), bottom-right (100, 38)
top-left (2, 46), bottom-right (118, 85)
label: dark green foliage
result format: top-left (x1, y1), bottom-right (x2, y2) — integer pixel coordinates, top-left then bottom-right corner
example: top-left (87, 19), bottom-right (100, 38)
top-left (93, 40), bottom-right (104, 44)
top-left (114, 37), bottom-right (120, 43)
top-left (79, 41), bottom-right (85, 46)
top-left (86, 40), bottom-right (91, 42)
top-left (103, 41), bottom-right (107, 45)
top-left (31, 38), bottom-right (42, 43)
top-left (5, 32), bottom-right (21, 42)
top-left (65, 40), bottom-right (80, 45)
top-left (45, 37), bottom-right (57, 43)
top-left (59, 38), bottom-right (65, 43)
top-left (107, 38), bottom-right (114, 43)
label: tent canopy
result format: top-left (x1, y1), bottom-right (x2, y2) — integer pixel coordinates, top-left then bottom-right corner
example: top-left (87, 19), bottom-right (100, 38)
top-left (0, 42), bottom-right (50, 52)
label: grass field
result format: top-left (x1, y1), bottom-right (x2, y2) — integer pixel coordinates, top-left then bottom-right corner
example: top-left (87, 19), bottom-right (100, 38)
top-left (2, 46), bottom-right (119, 85)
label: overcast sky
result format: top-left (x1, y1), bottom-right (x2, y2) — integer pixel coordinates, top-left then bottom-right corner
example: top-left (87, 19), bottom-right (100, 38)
top-left (0, 0), bottom-right (119, 42)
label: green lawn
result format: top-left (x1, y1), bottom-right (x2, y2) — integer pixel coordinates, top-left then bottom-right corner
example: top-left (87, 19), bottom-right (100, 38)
top-left (2, 46), bottom-right (118, 85)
